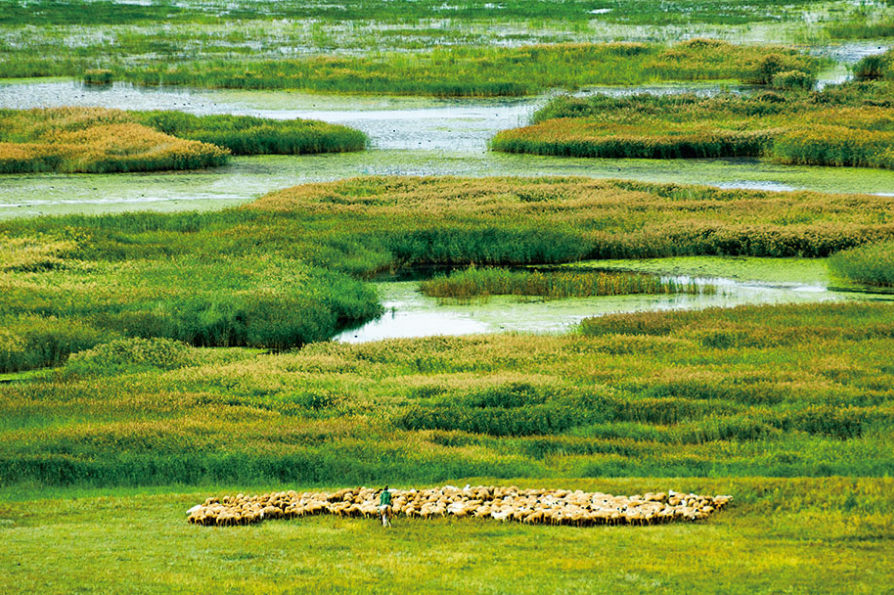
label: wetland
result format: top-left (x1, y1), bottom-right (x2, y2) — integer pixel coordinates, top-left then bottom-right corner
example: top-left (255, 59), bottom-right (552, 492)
top-left (2, 3), bottom-right (893, 594)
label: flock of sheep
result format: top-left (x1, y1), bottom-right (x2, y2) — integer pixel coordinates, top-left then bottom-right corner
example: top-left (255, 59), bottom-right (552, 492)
top-left (187, 485), bottom-right (731, 527)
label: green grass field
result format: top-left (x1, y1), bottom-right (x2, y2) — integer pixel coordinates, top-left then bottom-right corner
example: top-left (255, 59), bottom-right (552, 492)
top-left (1, 477), bottom-right (891, 595)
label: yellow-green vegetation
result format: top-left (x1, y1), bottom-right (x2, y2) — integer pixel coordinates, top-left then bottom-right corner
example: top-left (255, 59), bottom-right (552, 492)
top-left (491, 82), bottom-right (894, 169)
top-left (134, 111), bottom-right (368, 155)
top-left (0, 107), bottom-right (368, 174)
top-left (0, 107), bottom-right (228, 174)
top-left (3, 176), bottom-right (894, 372)
top-left (121, 40), bottom-right (820, 96)
top-left (1, 478), bottom-right (889, 595)
top-left (829, 240), bottom-right (894, 287)
top-left (1, 302), bottom-right (892, 486)
top-left (420, 267), bottom-right (714, 302)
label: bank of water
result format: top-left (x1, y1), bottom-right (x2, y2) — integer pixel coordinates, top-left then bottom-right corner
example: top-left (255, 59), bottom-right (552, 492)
top-left (333, 257), bottom-right (894, 342)
top-left (4, 77), bottom-right (894, 218)
top-left (5, 151), bottom-right (894, 219)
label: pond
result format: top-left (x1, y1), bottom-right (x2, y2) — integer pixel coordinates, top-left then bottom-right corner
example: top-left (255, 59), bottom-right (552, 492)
top-left (333, 257), bottom-right (894, 342)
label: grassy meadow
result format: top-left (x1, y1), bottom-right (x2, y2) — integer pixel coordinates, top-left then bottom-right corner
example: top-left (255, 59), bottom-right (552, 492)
top-left (0, 107), bottom-right (367, 174)
top-left (491, 80), bottom-right (894, 169)
top-left (0, 477), bottom-right (889, 595)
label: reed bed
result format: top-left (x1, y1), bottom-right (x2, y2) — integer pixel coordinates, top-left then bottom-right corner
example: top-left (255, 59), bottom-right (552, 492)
top-left (420, 268), bottom-right (714, 302)
top-left (0, 257), bottom-right (381, 372)
top-left (135, 111), bottom-right (368, 155)
top-left (854, 50), bottom-right (894, 81)
top-left (121, 41), bottom-right (818, 96)
top-left (188, 486), bottom-right (731, 527)
top-left (82, 69), bottom-right (113, 85)
top-left (492, 84), bottom-right (894, 169)
top-left (0, 108), bottom-right (228, 173)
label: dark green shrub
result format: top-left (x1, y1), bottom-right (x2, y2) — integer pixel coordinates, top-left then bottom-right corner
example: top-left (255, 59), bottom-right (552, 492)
top-left (771, 70), bottom-right (816, 91)
top-left (83, 69), bottom-right (113, 85)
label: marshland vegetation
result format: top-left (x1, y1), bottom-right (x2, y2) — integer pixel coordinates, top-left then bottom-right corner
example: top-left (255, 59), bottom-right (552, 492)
top-left (0, 107), bottom-right (367, 174)
top-left (119, 40), bottom-right (820, 96)
top-left (4, 1), bottom-right (894, 591)
top-left (830, 240), bottom-right (894, 287)
top-left (491, 78), bottom-right (894, 169)
top-left (419, 268), bottom-right (715, 302)
top-left (1, 301), bottom-right (893, 487)
top-left (2, 176), bottom-right (893, 373)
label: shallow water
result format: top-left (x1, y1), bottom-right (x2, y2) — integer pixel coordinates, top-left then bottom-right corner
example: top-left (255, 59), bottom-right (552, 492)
top-left (5, 151), bottom-right (894, 219)
top-left (333, 257), bottom-right (894, 342)
top-left (3, 60), bottom-right (894, 219)
top-left (0, 80), bottom-right (737, 152)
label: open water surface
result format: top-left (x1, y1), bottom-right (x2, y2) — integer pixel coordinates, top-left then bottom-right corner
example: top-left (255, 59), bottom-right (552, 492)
top-left (333, 257), bottom-right (894, 342)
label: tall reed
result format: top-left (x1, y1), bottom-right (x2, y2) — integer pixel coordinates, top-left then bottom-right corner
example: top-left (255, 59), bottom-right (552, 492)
top-left (420, 268), bottom-right (714, 302)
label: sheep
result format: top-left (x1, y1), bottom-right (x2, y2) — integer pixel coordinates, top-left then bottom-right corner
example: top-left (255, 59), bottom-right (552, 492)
top-left (186, 485), bottom-right (730, 528)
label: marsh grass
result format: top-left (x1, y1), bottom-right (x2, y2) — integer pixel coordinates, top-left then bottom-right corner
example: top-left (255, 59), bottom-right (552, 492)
top-left (2, 176), bottom-right (893, 372)
top-left (854, 50), bottom-right (894, 81)
top-left (0, 107), bottom-right (228, 173)
top-left (419, 267), bottom-right (714, 302)
top-left (829, 240), bottom-right (894, 287)
top-left (135, 111), bottom-right (368, 155)
top-left (0, 107), bottom-right (368, 174)
top-left (1, 302), bottom-right (893, 487)
top-left (492, 84), bottom-right (894, 169)
top-left (121, 41), bottom-right (819, 96)
top-left (82, 69), bottom-right (113, 85)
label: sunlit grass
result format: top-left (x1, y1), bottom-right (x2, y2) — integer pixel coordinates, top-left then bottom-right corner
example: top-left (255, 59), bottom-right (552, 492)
top-left (491, 83), bottom-right (894, 169)
top-left (0, 477), bottom-right (891, 594)
top-left (0, 107), bottom-right (367, 174)
top-left (829, 240), bottom-right (894, 287)
top-left (121, 40), bottom-right (821, 96)
top-left (1, 302), bottom-right (893, 486)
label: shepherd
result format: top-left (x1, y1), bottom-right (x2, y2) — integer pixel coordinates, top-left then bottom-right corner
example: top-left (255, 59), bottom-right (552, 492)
top-left (378, 486), bottom-right (392, 528)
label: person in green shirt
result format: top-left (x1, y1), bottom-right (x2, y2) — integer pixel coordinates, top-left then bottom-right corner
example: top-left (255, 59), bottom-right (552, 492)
top-left (378, 486), bottom-right (392, 527)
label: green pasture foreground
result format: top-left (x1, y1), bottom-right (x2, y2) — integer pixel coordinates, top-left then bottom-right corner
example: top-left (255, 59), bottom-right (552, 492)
top-left (0, 478), bottom-right (890, 595)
